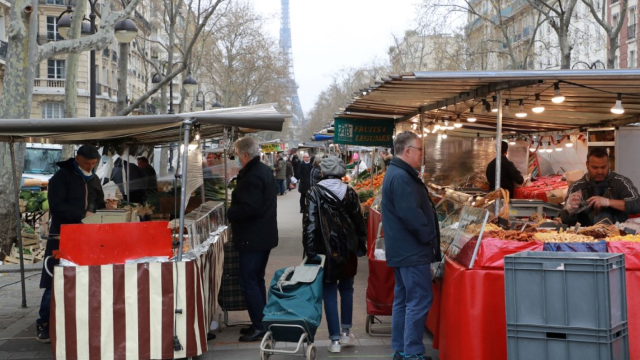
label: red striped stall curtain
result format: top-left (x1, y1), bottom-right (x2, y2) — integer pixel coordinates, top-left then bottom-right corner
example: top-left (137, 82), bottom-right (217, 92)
top-left (51, 229), bottom-right (226, 360)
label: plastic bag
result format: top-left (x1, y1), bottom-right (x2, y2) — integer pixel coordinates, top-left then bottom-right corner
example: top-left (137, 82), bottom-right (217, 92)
top-left (291, 176), bottom-right (298, 184)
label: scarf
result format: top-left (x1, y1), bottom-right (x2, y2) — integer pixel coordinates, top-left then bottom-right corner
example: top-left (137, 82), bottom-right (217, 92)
top-left (73, 160), bottom-right (95, 181)
top-left (318, 178), bottom-right (347, 200)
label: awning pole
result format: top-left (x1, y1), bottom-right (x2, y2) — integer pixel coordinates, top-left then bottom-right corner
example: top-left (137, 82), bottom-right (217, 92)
top-left (199, 139), bottom-right (205, 205)
top-left (123, 147), bottom-right (129, 203)
top-left (10, 142), bottom-right (27, 308)
top-left (420, 113), bottom-right (425, 179)
top-left (223, 127), bottom-right (229, 224)
top-left (177, 120), bottom-right (192, 262)
top-left (495, 91), bottom-right (503, 215)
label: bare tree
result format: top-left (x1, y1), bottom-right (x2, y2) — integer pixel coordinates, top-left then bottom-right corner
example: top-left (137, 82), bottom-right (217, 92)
top-left (582, 0), bottom-right (627, 68)
top-left (0, 0), bottom-right (141, 253)
top-left (526, 0), bottom-right (580, 69)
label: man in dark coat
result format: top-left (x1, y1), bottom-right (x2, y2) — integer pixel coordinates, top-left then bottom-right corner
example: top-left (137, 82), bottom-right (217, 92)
top-left (111, 157), bottom-right (147, 203)
top-left (36, 145), bottom-right (115, 343)
top-left (227, 137), bottom-right (278, 342)
top-left (295, 152), bottom-right (313, 213)
top-left (286, 156), bottom-right (294, 191)
top-left (485, 141), bottom-right (524, 199)
top-left (382, 132), bottom-right (441, 360)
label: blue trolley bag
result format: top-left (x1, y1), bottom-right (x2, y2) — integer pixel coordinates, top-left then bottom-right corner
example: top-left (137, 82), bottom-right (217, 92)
top-left (262, 255), bottom-right (325, 343)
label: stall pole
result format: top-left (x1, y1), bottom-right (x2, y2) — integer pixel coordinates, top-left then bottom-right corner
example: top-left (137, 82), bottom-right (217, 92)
top-left (223, 126), bottom-right (229, 224)
top-left (495, 91), bottom-right (503, 215)
top-left (199, 140), bottom-right (206, 205)
top-left (9, 142), bottom-right (27, 307)
top-left (420, 113), bottom-right (425, 179)
top-left (123, 147), bottom-right (130, 203)
top-left (177, 120), bottom-right (193, 262)
top-left (370, 147), bottom-right (376, 190)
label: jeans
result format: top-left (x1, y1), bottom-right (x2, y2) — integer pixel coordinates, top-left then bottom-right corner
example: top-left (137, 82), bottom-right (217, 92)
top-left (323, 277), bottom-right (354, 341)
top-left (276, 179), bottom-right (286, 195)
top-left (392, 264), bottom-right (433, 356)
top-left (37, 288), bottom-right (52, 326)
top-left (238, 250), bottom-right (271, 331)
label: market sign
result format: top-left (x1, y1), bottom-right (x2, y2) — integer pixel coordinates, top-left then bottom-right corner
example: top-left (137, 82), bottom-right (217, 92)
top-left (261, 143), bottom-right (281, 152)
top-left (333, 118), bottom-right (394, 147)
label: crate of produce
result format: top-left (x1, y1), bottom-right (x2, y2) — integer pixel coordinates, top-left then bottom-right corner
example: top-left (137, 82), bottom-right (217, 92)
top-left (504, 251), bottom-right (627, 330)
top-left (507, 323), bottom-right (629, 360)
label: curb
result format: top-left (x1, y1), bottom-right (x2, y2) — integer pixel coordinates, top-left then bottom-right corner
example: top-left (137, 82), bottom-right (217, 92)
top-left (0, 263), bottom-right (42, 274)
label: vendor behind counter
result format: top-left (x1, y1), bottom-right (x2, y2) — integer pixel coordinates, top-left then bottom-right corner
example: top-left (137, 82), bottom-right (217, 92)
top-left (485, 141), bottom-right (524, 199)
top-left (561, 147), bottom-right (640, 226)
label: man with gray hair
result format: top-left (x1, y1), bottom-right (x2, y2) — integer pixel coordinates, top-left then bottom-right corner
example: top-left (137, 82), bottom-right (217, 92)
top-left (382, 131), bottom-right (441, 360)
top-left (227, 136), bottom-right (279, 342)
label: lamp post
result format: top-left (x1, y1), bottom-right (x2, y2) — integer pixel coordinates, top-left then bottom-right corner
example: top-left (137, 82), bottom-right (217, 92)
top-left (195, 90), bottom-right (223, 111)
top-left (57, 3), bottom-right (138, 117)
top-left (152, 61), bottom-right (198, 114)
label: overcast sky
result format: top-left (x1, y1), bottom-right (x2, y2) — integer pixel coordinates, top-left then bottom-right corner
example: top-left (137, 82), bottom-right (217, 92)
top-left (250, 0), bottom-right (421, 116)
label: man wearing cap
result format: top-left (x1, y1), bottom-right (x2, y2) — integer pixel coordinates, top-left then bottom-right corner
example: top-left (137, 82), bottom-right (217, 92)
top-left (36, 145), bottom-right (116, 343)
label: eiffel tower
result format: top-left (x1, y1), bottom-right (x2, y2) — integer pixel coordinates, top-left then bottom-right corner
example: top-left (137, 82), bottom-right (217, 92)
top-left (280, 0), bottom-right (305, 141)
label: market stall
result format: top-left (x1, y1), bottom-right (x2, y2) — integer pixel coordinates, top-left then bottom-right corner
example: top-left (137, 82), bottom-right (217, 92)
top-left (0, 104), bottom-right (288, 360)
top-left (335, 70), bottom-right (640, 360)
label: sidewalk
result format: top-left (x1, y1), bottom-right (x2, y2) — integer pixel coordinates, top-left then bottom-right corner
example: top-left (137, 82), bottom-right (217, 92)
top-left (0, 189), bottom-right (440, 360)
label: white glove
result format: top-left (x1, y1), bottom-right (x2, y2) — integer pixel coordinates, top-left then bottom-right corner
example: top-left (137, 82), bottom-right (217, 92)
top-left (588, 196), bottom-right (610, 210)
top-left (564, 192), bottom-right (582, 213)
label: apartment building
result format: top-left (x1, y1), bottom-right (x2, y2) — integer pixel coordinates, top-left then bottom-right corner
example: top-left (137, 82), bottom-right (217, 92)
top-left (612, 0), bottom-right (639, 68)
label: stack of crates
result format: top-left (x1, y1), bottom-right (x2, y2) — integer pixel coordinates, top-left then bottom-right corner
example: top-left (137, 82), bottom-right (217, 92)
top-left (504, 251), bottom-right (629, 360)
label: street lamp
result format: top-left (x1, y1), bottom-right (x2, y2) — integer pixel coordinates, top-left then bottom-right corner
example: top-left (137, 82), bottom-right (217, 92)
top-left (195, 91), bottom-right (224, 111)
top-left (57, 2), bottom-right (138, 117)
top-left (151, 61), bottom-right (198, 114)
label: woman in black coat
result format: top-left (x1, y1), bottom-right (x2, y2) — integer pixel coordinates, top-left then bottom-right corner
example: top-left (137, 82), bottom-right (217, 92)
top-left (296, 153), bottom-right (313, 213)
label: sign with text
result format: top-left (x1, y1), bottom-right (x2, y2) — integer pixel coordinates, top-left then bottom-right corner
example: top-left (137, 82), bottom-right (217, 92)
top-left (261, 143), bottom-right (281, 153)
top-left (334, 118), bottom-right (394, 147)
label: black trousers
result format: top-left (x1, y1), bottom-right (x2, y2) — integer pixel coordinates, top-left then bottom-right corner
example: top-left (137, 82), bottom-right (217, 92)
top-left (238, 250), bottom-right (271, 330)
top-left (299, 193), bottom-right (306, 213)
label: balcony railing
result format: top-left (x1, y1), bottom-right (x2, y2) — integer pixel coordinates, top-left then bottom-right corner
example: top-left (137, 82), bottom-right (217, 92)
top-left (629, 24), bottom-right (637, 40)
top-left (34, 78), bottom-right (66, 88)
top-left (38, 0), bottom-right (76, 5)
top-left (109, 88), bottom-right (118, 98)
top-left (0, 40), bottom-right (7, 61)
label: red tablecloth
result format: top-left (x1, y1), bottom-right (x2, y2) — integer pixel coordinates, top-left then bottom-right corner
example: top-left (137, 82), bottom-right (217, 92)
top-left (513, 175), bottom-right (567, 202)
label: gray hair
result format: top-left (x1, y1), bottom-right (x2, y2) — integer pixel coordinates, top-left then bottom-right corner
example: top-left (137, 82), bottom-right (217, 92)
top-left (234, 137), bottom-right (261, 158)
top-left (313, 156), bottom-right (323, 168)
top-left (394, 131), bottom-right (420, 154)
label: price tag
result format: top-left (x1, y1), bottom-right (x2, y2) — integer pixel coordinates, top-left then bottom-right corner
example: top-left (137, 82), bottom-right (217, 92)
top-left (624, 227), bottom-right (638, 235)
top-left (498, 217), bottom-right (509, 229)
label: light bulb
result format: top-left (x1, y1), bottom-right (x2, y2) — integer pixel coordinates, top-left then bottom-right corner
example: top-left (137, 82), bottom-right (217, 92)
top-left (491, 96), bottom-right (498, 113)
top-left (554, 139), bottom-right (562, 151)
top-left (433, 123), bottom-right (441, 132)
top-left (454, 115), bottom-right (463, 128)
top-left (532, 94), bottom-right (545, 113)
top-left (503, 99), bottom-right (510, 116)
top-left (424, 127), bottom-right (431, 134)
top-left (611, 93), bottom-right (625, 114)
top-left (538, 144), bottom-right (545, 153)
top-left (565, 138), bottom-right (574, 148)
top-left (529, 143), bottom-right (537, 152)
top-left (546, 141), bottom-right (553, 153)
top-left (412, 123), bottom-right (418, 130)
top-left (467, 107), bottom-right (477, 122)
top-left (195, 133), bottom-right (200, 141)
top-left (552, 83), bottom-right (565, 103)
top-left (442, 131), bottom-right (448, 139)
top-left (509, 138), bottom-right (516, 145)
top-left (515, 100), bottom-right (527, 118)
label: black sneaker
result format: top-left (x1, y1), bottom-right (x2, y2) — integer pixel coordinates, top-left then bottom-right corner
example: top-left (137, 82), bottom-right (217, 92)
top-left (36, 324), bottom-right (50, 343)
top-left (392, 351), bottom-right (404, 360)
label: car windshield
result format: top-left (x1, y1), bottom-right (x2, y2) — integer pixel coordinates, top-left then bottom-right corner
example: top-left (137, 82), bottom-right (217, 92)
top-left (24, 148), bottom-right (61, 174)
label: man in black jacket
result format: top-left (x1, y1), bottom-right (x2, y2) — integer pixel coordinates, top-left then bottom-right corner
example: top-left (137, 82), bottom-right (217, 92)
top-left (382, 132), bottom-right (440, 360)
top-left (561, 147), bottom-right (640, 226)
top-left (296, 152), bottom-right (313, 213)
top-left (485, 141), bottom-right (524, 198)
top-left (36, 145), bottom-right (115, 343)
top-left (227, 137), bottom-right (278, 342)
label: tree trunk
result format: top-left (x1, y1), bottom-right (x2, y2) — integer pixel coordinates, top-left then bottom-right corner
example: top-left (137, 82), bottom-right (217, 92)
top-left (117, 42), bottom-right (129, 114)
top-left (559, 34), bottom-right (572, 69)
top-left (0, 0), bottom-right (38, 254)
top-left (608, 38), bottom-right (617, 69)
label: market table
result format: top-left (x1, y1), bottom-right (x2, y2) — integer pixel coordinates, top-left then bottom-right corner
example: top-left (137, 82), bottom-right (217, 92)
top-left (50, 227), bottom-right (226, 360)
top-left (513, 175), bottom-right (567, 203)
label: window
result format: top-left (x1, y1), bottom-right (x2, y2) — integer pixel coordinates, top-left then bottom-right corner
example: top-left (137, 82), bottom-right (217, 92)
top-left (102, 67), bottom-right (107, 85)
top-left (42, 102), bottom-right (64, 118)
top-left (46, 16), bottom-right (60, 41)
top-left (47, 59), bottom-right (65, 78)
top-left (630, 51), bottom-right (636, 68)
top-left (46, 0), bottom-right (65, 4)
top-left (112, 70), bottom-right (116, 88)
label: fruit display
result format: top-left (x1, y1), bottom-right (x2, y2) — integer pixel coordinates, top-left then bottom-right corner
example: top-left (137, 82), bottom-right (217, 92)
top-left (353, 172), bottom-right (385, 190)
top-left (606, 235), bottom-right (640, 242)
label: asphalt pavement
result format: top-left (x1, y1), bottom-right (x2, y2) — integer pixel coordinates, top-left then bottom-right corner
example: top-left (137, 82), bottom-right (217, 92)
top-left (0, 188), bottom-right (439, 360)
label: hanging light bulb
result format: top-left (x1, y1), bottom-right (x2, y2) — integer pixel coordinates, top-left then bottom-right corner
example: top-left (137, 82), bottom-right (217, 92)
top-left (411, 123), bottom-right (418, 130)
top-left (611, 93), bottom-right (625, 114)
top-left (565, 136), bottom-right (574, 148)
top-left (467, 107), bottom-right (477, 122)
top-left (538, 142), bottom-right (545, 153)
top-left (491, 95), bottom-right (498, 113)
top-left (503, 99), bottom-right (511, 116)
top-left (515, 100), bottom-right (527, 118)
top-left (529, 140), bottom-right (537, 152)
top-left (195, 132), bottom-right (200, 141)
top-left (546, 141), bottom-right (553, 153)
top-left (554, 137), bottom-right (563, 151)
top-left (423, 126), bottom-right (431, 134)
top-left (442, 131), bottom-right (448, 139)
top-left (433, 120), bottom-right (441, 132)
top-left (509, 137), bottom-right (516, 145)
top-left (552, 82), bottom-right (565, 103)
top-left (481, 99), bottom-right (488, 114)
top-left (454, 115), bottom-right (463, 128)
top-left (532, 94), bottom-right (545, 113)
top-left (443, 120), bottom-right (449, 129)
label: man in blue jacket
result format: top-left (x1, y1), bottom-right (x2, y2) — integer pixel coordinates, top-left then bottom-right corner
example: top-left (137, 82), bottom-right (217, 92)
top-left (382, 131), bottom-right (441, 360)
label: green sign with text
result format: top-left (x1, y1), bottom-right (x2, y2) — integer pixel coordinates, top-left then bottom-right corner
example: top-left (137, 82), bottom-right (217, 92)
top-left (333, 118), bottom-right (394, 147)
